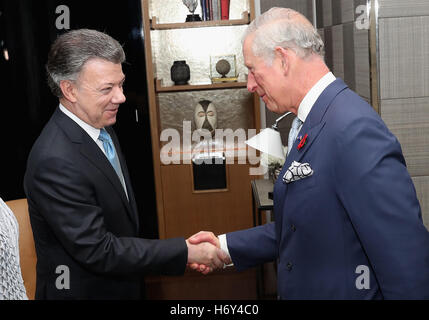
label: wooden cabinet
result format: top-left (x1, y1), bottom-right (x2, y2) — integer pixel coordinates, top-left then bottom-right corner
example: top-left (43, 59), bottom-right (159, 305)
top-left (141, 0), bottom-right (260, 299)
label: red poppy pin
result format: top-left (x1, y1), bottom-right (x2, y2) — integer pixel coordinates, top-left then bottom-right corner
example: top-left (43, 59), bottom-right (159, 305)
top-left (297, 133), bottom-right (308, 150)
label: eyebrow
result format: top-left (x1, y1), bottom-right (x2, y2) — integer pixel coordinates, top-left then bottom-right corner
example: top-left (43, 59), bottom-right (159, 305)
top-left (101, 76), bottom-right (126, 87)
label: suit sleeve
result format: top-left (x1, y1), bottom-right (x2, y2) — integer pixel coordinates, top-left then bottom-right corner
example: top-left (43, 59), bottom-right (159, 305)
top-left (335, 116), bottom-right (429, 299)
top-left (226, 222), bottom-right (277, 271)
top-left (26, 156), bottom-right (187, 276)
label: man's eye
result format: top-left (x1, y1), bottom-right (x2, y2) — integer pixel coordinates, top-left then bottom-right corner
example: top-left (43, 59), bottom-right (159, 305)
top-left (101, 87), bottom-right (112, 93)
top-left (206, 111), bottom-right (214, 116)
top-left (198, 112), bottom-right (206, 117)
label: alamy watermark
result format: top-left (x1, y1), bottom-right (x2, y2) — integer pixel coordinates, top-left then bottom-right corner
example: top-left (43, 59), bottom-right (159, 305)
top-left (355, 4), bottom-right (370, 30)
top-left (355, 265), bottom-right (370, 290)
top-left (55, 265), bottom-right (70, 290)
top-left (159, 121), bottom-right (268, 175)
top-left (55, 5), bottom-right (70, 30)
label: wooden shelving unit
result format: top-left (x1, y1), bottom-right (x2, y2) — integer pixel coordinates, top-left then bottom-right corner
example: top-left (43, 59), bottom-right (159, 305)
top-left (151, 11), bottom-right (250, 30)
top-left (141, 0), bottom-right (260, 300)
top-left (155, 78), bottom-right (247, 92)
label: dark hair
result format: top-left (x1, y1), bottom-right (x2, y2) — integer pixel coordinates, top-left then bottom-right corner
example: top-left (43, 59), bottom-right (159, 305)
top-left (46, 29), bottom-right (125, 97)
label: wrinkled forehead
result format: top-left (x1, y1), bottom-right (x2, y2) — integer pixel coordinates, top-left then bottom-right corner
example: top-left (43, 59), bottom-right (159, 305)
top-left (243, 33), bottom-right (259, 67)
top-left (79, 58), bottom-right (125, 84)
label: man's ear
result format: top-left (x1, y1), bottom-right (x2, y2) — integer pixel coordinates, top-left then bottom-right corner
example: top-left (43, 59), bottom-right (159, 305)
top-left (275, 46), bottom-right (289, 75)
top-left (59, 80), bottom-right (77, 103)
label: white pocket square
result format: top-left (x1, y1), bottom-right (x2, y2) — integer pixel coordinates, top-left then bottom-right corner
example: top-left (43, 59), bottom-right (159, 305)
top-left (283, 161), bottom-right (314, 184)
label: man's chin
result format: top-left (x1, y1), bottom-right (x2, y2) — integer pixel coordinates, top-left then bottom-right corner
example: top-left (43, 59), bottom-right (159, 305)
top-left (102, 117), bottom-right (117, 128)
top-left (264, 101), bottom-right (281, 114)
top-left (103, 110), bottom-right (119, 126)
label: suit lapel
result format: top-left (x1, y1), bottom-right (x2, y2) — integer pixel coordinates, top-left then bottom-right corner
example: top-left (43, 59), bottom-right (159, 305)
top-left (274, 79), bottom-right (349, 239)
top-left (53, 109), bottom-right (138, 227)
top-left (79, 137), bottom-right (135, 216)
top-left (107, 127), bottom-right (140, 232)
top-left (286, 121), bottom-right (326, 164)
top-left (286, 79), bottom-right (348, 165)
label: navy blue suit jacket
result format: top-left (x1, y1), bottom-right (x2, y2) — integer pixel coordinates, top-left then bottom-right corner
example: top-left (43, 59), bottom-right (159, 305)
top-left (227, 79), bottom-right (429, 299)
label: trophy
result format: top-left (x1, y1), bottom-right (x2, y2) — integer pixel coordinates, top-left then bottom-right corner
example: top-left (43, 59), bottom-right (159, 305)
top-left (216, 59), bottom-right (231, 78)
top-left (183, 0), bottom-right (202, 22)
top-left (210, 55), bottom-right (238, 83)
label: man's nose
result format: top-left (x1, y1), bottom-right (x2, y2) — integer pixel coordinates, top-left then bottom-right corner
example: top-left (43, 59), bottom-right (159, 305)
top-left (247, 73), bottom-right (257, 93)
top-left (112, 86), bottom-right (126, 104)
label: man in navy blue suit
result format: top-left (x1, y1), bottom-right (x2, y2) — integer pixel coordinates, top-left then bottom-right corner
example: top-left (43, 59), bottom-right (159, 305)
top-left (189, 7), bottom-right (429, 299)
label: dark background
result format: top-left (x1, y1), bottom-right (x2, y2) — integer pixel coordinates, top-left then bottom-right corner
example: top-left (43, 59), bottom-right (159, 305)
top-left (0, 0), bottom-right (158, 239)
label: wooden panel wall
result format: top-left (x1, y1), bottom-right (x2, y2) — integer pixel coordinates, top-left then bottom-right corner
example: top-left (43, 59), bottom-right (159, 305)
top-left (316, 0), bottom-right (370, 101)
top-left (378, 3), bottom-right (429, 229)
top-left (160, 163), bottom-right (255, 238)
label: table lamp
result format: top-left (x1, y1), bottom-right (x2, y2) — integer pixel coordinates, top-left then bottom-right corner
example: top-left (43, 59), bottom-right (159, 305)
top-left (245, 111), bottom-right (293, 159)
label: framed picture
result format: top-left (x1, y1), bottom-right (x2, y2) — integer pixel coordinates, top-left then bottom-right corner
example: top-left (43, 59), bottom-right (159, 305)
top-left (210, 55), bottom-right (238, 82)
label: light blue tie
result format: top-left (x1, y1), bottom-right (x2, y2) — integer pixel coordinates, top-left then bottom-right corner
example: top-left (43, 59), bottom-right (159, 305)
top-left (98, 129), bottom-right (127, 194)
top-left (287, 116), bottom-right (303, 156)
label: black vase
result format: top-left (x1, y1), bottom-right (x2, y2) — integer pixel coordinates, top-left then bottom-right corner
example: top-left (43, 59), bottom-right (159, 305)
top-left (186, 14), bottom-right (202, 22)
top-left (171, 60), bottom-right (190, 85)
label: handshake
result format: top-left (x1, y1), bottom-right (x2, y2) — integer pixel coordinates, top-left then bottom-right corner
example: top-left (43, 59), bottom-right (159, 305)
top-left (185, 231), bottom-right (232, 275)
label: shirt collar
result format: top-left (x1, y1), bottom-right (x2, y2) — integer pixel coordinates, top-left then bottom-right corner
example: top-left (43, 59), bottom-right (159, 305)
top-left (59, 104), bottom-right (101, 142)
top-left (297, 72), bottom-right (336, 123)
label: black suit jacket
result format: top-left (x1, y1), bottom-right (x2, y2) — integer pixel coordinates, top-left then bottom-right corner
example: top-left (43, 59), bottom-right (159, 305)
top-left (24, 108), bottom-right (187, 299)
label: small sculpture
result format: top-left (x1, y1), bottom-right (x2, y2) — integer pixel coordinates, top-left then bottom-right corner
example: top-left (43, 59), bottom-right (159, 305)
top-left (183, 0), bottom-right (202, 22)
top-left (171, 60), bottom-right (190, 85)
top-left (215, 59), bottom-right (231, 78)
top-left (210, 55), bottom-right (238, 83)
top-left (194, 100), bottom-right (217, 137)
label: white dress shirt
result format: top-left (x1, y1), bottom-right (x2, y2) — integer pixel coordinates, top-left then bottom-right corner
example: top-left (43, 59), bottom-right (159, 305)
top-left (59, 104), bottom-right (128, 198)
top-left (295, 72), bottom-right (336, 134)
top-left (219, 72), bottom-right (337, 266)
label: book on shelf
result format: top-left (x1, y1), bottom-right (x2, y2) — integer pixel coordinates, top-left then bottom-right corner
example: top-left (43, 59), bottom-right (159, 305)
top-left (200, 0), bottom-right (206, 21)
top-left (205, 0), bottom-right (210, 20)
top-left (199, 0), bottom-right (229, 22)
top-left (212, 0), bottom-right (220, 20)
top-left (209, 0), bottom-right (213, 20)
top-left (220, 0), bottom-right (230, 20)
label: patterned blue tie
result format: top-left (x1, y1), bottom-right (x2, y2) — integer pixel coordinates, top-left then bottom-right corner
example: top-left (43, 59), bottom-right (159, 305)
top-left (287, 116), bottom-right (303, 156)
top-left (98, 128), bottom-right (127, 194)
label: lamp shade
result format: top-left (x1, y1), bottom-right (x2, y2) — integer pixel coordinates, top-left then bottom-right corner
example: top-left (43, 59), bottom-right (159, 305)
top-left (245, 128), bottom-right (285, 159)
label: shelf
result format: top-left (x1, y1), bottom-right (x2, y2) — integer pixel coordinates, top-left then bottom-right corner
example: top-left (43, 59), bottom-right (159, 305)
top-left (151, 11), bottom-right (250, 30)
top-left (159, 141), bottom-right (258, 167)
top-left (155, 78), bottom-right (247, 92)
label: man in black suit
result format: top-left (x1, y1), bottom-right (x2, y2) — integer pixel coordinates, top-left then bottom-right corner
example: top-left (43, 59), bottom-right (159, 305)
top-left (24, 29), bottom-right (227, 299)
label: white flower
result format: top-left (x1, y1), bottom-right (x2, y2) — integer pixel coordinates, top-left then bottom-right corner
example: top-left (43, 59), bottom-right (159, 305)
top-left (260, 146), bottom-right (287, 169)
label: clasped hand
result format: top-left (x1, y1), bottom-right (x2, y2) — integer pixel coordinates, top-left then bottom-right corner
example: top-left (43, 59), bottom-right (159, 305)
top-left (186, 231), bottom-right (231, 275)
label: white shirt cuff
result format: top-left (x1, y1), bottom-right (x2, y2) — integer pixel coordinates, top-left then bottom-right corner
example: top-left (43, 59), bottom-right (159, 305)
top-left (218, 234), bottom-right (234, 268)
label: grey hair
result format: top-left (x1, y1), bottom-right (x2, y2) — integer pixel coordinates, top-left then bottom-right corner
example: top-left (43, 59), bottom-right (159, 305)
top-left (46, 29), bottom-right (126, 98)
top-left (244, 7), bottom-right (324, 64)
